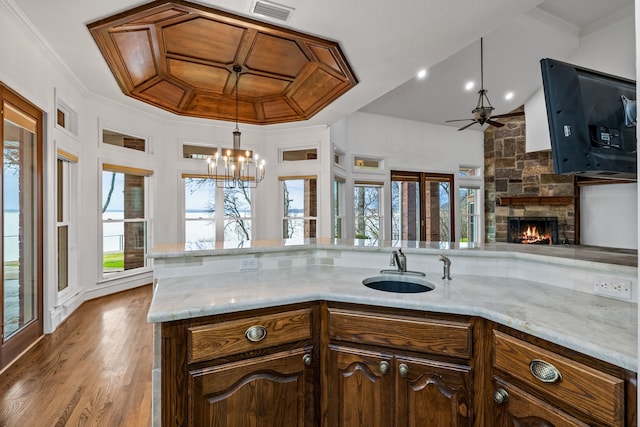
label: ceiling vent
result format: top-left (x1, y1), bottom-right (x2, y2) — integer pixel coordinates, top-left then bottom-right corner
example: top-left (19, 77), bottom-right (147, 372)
top-left (251, 0), bottom-right (294, 21)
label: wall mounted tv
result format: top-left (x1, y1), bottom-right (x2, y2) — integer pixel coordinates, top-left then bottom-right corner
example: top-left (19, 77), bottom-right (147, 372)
top-left (540, 58), bottom-right (636, 180)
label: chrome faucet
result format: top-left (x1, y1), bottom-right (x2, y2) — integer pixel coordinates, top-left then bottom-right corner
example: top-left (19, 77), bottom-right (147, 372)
top-left (438, 254), bottom-right (451, 280)
top-left (390, 249), bottom-right (407, 273)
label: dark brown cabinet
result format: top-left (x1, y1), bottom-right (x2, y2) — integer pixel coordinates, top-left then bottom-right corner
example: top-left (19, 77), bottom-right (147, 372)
top-left (396, 355), bottom-right (472, 426)
top-left (189, 347), bottom-right (314, 426)
top-left (326, 345), bottom-right (394, 427)
top-left (324, 305), bottom-right (474, 426)
top-left (161, 304), bottom-right (316, 426)
top-left (492, 377), bottom-right (589, 427)
top-left (160, 302), bottom-right (636, 427)
top-left (489, 329), bottom-right (629, 427)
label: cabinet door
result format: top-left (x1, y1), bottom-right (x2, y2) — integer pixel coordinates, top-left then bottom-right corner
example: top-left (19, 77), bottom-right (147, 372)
top-left (326, 345), bottom-right (394, 427)
top-left (395, 355), bottom-right (472, 426)
top-left (189, 347), bottom-right (314, 427)
top-left (492, 378), bottom-right (589, 427)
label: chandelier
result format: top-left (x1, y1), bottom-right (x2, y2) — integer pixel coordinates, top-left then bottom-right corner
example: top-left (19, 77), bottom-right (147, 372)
top-left (207, 65), bottom-right (265, 189)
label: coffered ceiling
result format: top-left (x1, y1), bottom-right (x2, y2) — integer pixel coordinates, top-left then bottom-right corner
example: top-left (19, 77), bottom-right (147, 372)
top-left (87, 0), bottom-right (357, 125)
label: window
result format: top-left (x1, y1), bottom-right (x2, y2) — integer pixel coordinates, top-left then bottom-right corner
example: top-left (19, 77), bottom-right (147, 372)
top-left (102, 165), bottom-right (151, 276)
top-left (354, 181), bottom-right (382, 240)
top-left (102, 129), bottom-right (146, 152)
top-left (281, 177), bottom-right (317, 240)
top-left (459, 166), bottom-right (480, 177)
top-left (183, 144), bottom-right (217, 160)
top-left (183, 176), bottom-right (252, 246)
top-left (353, 156), bottom-right (382, 170)
top-left (459, 187), bottom-right (481, 243)
top-left (333, 146), bottom-right (345, 167)
top-left (55, 96), bottom-right (78, 136)
top-left (281, 148), bottom-right (317, 161)
top-left (333, 176), bottom-right (345, 238)
top-left (56, 150), bottom-right (77, 293)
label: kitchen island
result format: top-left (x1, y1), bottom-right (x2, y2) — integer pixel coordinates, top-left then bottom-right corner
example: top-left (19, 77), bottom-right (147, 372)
top-left (147, 240), bottom-right (638, 426)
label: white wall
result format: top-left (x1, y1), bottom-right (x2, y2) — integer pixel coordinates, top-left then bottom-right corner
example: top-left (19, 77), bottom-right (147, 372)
top-left (331, 112), bottom-right (484, 240)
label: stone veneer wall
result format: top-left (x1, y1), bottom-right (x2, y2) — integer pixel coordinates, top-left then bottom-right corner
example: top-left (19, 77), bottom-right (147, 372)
top-left (484, 110), bottom-right (576, 244)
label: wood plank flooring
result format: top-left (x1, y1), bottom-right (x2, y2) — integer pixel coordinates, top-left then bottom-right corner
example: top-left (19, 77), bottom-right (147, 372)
top-left (0, 285), bottom-right (153, 427)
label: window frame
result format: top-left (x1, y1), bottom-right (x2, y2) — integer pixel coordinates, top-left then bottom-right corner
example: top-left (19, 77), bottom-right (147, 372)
top-left (55, 150), bottom-right (78, 301)
top-left (182, 174), bottom-right (254, 246)
top-left (280, 175), bottom-right (318, 240)
top-left (100, 163), bottom-right (152, 279)
top-left (353, 180), bottom-right (384, 241)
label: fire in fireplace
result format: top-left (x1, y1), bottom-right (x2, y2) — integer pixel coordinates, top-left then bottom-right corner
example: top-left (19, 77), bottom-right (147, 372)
top-left (507, 217), bottom-right (558, 245)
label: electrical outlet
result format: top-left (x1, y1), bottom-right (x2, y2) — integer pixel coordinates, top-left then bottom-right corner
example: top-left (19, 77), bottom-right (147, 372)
top-left (240, 257), bottom-right (258, 271)
top-left (593, 277), bottom-right (632, 300)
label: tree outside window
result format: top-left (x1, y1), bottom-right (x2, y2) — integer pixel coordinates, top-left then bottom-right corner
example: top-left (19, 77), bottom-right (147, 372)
top-left (102, 167), bottom-right (150, 275)
top-left (184, 177), bottom-right (252, 246)
top-left (354, 183), bottom-right (382, 240)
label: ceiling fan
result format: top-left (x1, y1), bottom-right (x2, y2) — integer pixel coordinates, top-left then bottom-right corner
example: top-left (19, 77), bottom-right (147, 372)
top-left (446, 38), bottom-right (523, 131)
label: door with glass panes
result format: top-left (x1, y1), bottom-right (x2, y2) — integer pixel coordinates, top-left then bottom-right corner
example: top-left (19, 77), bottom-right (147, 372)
top-left (391, 171), bottom-right (454, 242)
top-left (0, 86), bottom-right (43, 370)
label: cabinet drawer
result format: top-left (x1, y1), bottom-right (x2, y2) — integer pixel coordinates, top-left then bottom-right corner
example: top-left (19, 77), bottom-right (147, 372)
top-left (328, 308), bottom-right (472, 359)
top-left (493, 330), bottom-right (624, 426)
top-left (188, 308), bottom-right (312, 363)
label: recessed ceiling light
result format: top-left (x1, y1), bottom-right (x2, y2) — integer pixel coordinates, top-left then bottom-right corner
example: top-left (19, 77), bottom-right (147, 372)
top-left (504, 91), bottom-right (514, 100)
top-left (465, 81), bottom-right (475, 91)
top-left (417, 69), bottom-right (428, 79)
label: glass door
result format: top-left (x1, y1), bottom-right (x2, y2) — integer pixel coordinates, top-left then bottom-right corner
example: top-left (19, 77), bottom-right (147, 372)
top-left (1, 90), bottom-right (43, 369)
top-left (391, 171), bottom-right (454, 242)
top-left (423, 173), bottom-right (454, 242)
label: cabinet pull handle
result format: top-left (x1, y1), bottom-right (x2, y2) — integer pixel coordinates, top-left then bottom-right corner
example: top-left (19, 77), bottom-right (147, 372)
top-left (302, 354), bottom-right (312, 366)
top-left (379, 361), bottom-right (390, 375)
top-left (245, 325), bottom-right (267, 342)
top-left (529, 359), bottom-right (562, 383)
top-left (398, 363), bottom-right (409, 378)
top-left (493, 388), bottom-right (509, 404)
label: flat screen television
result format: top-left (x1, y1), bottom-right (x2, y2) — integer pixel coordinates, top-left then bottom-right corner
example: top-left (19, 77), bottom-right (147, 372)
top-left (540, 58), bottom-right (636, 179)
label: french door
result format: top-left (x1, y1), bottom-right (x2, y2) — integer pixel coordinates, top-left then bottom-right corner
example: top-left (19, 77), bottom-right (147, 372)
top-left (391, 171), bottom-right (454, 242)
top-left (0, 84), bottom-right (43, 370)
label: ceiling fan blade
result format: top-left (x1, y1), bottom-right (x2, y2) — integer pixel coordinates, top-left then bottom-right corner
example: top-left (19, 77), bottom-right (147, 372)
top-left (486, 119), bottom-right (505, 128)
top-left (446, 118), bottom-right (474, 123)
top-left (491, 111), bottom-right (525, 119)
top-left (457, 121), bottom-right (478, 131)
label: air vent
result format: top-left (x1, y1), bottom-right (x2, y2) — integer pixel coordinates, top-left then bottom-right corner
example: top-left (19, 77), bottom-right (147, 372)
top-left (252, 0), bottom-right (294, 21)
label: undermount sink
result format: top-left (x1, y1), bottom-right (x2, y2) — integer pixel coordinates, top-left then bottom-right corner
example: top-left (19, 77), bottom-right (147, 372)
top-left (362, 275), bottom-right (435, 294)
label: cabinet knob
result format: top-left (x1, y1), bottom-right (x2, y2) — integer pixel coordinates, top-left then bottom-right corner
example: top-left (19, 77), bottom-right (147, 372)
top-left (379, 361), bottom-right (390, 375)
top-left (529, 359), bottom-right (562, 383)
top-left (398, 363), bottom-right (409, 378)
top-left (245, 325), bottom-right (267, 342)
top-left (302, 354), bottom-right (312, 366)
top-left (493, 388), bottom-right (509, 405)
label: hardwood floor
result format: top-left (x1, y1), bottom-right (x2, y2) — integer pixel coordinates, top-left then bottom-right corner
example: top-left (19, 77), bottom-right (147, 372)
top-left (0, 285), bottom-right (153, 427)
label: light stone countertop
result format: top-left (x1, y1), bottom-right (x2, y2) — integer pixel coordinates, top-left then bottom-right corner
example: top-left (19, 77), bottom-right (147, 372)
top-left (148, 239), bottom-right (638, 267)
top-left (147, 264), bottom-right (638, 372)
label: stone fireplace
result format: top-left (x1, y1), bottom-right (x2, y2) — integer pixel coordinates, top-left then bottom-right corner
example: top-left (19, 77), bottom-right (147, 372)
top-left (484, 108), bottom-right (576, 244)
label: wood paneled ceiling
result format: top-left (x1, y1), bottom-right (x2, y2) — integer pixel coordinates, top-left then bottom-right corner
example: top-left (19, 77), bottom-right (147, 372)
top-left (87, 0), bottom-right (357, 125)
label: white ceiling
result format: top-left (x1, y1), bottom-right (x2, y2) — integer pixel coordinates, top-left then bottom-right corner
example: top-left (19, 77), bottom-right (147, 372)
top-left (11, 0), bottom-right (635, 130)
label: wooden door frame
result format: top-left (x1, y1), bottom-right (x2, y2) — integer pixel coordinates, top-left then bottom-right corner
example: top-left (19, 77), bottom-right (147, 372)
top-left (0, 83), bottom-right (44, 370)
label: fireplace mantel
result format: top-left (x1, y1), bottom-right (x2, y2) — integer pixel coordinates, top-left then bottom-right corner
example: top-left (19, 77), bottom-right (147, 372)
top-left (497, 196), bottom-right (575, 206)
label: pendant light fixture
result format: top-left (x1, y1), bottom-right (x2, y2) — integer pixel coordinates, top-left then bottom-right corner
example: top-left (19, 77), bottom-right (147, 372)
top-left (207, 65), bottom-right (266, 188)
